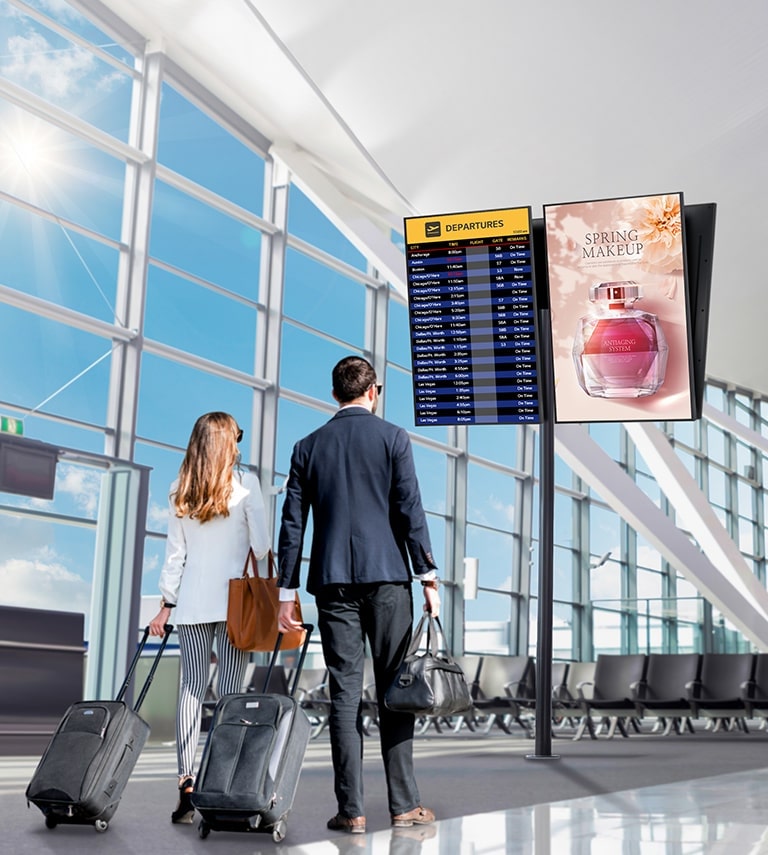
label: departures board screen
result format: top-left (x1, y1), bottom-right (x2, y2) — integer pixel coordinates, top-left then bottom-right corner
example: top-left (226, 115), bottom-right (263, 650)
top-left (404, 207), bottom-right (540, 426)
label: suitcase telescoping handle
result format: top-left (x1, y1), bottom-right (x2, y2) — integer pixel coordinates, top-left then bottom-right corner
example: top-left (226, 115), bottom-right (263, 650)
top-left (263, 624), bottom-right (314, 697)
top-left (115, 624), bottom-right (174, 712)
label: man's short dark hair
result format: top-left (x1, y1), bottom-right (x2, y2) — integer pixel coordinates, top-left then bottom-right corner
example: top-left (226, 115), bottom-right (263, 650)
top-left (332, 356), bottom-right (377, 403)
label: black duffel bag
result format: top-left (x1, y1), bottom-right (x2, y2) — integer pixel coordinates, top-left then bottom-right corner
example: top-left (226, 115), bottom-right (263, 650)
top-left (384, 613), bottom-right (472, 717)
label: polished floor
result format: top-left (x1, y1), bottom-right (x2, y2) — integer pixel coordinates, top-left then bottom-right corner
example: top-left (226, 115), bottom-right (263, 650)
top-left (0, 732), bottom-right (768, 855)
top-left (0, 737), bottom-right (768, 855)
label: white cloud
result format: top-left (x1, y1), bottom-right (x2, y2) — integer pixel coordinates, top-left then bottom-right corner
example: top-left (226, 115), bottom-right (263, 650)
top-left (55, 463), bottom-right (102, 516)
top-left (2, 31), bottom-right (98, 100)
top-left (142, 552), bottom-right (160, 575)
top-left (489, 496), bottom-right (516, 525)
top-left (147, 500), bottom-right (170, 528)
top-left (0, 511), bottom-right (54, 554)
top-left (0, 556), bottom-right (90, 616)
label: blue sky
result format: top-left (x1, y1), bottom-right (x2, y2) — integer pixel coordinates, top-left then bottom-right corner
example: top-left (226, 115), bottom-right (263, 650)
top-left (0, 0), bottom-right (611, 650)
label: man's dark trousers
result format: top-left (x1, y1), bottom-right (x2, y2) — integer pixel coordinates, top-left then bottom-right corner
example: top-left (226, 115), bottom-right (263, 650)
top-left (316, 581), bottom-right (421, 818)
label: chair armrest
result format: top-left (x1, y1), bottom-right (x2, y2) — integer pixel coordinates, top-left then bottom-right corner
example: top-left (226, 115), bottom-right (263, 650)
top-left (504, 680), bottom-right (525, 698)
top-left (684, 679), bottom-right (701, 699)
top-left (576, 680), bottom-right (594, 701)
top-left (629, 679), bottom-right (647, 700)
top-left (741, 679), bottom-right (756, 699)
top-left (552, 685), bottom-right (573, 702)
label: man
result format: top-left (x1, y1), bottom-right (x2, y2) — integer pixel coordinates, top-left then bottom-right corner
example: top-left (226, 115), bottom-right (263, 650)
top-left (277, 356), bottom-right (440, 835)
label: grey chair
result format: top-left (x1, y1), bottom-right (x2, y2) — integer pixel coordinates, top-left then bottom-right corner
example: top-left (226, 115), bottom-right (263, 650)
top-left (470, 655), bottom-right (536, 736)
top-left (545, 661), bottom-right (570, 733)
top-left (550, 662), bottom-right (570, 701)
top-left (552, 661), bottom-right (595, 731)
top-left (633, 653), bottom-right (701, 735)
top-left (244, 663), bottom-right (291, 694)
top-left (688, 653), bottom-right (755, 731)
top-left (575, 654), bottom-right (647, 740)
top-left (744, 652), bottom-right (768, 726)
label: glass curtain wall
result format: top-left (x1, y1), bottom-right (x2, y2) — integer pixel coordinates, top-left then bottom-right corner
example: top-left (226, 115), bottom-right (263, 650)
top-left (3, 0), bottom-right (768, 663)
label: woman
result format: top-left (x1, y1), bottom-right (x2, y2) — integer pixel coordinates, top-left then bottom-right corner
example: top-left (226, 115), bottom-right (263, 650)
top-left (149, 412), bottom-right (270, 824)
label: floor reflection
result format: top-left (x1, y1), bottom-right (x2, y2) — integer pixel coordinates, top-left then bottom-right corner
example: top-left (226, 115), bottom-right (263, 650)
top-left (288, 767), bottom-right (768, 854)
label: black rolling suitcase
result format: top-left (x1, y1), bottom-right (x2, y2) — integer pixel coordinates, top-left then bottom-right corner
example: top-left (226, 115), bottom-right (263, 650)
top-left (26, 624), bottom-right (173, 832)
top-left (192, 624), bottom-right (314, 843)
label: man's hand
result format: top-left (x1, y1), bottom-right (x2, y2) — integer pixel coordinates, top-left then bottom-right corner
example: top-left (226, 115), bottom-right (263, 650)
top-left (277, 599), bottom-right (303, 634)
top-left (423, 584), bottom-right (440, 617)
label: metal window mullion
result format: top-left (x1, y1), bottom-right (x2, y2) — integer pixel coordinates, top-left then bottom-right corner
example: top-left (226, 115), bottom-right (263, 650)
top-left (85, 464), bottom-right (150, 702)
top-left (148, 258), bottom-right (262, 310)
top-left (369, 270), bottom-right (388, 386)
top-left (0, 503), bottom-right (99, 528)
top-left (0, 398), bottom-right (111, 437)
top-left (620, 427), bottom-right (637, 653)
top-left (155, 164), bottom-right (278, 235)
top-left (105, 50), bottom-right (162, 460)
top-left (515, 425), bottom-right (536, 655)
top-left (0, 282), bottom-right (135, 342)
top-left (162, 55), bottom-right (271, 157)
top-left (287, 233), bottom-right (380, 288)
top-left (254, 157), bottom-right (289, 530)
top-left (0, 76), bottom-right (148, 165)
top-left (143, 338), bottom-right (271, 391)
top-left (0, 189), bottom-right (125, 251)
top-left (447, 425), bottom-right (468, 654)
top-left (578, 492), bottom-right (592, 661)
top-left (5, 0), bottom-right (141, 77)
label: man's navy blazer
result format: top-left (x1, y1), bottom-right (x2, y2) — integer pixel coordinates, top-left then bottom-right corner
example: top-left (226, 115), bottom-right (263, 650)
top-left (277, 407), bottom-right (437, 595)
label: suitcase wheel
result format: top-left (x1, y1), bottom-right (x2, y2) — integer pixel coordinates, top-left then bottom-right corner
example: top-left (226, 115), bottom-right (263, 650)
top-left (198, 819), bottom-right (210, 839)
top-left (271, 819), bottom-right (287, 843)
top-left (44, 815), bottom-right (57, 830)
top-left (94, 819), bottom-right (109, 833)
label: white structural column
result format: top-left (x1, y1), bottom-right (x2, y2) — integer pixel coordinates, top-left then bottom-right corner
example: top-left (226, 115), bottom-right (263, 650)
top-left (105, 49), bottom-right (163, 460)
top-left (253, 157), bottom-right (289, 529)
top-left (555, 423), bottom-right (768, 650)
top-left (85, 461), bottom-right (151, 700)
top-left (626, 421), bottom-right (768, 623)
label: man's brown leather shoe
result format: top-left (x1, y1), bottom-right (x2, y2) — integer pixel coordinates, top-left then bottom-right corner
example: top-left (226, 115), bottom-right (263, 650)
top-left (391, 805), bottom-right (435, 827)
top-left (327, 813), bottom-right (366, 834)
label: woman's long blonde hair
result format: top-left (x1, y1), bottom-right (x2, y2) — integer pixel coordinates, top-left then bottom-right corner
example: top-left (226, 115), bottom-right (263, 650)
top-left (173, 412), bottom-right (240, 522)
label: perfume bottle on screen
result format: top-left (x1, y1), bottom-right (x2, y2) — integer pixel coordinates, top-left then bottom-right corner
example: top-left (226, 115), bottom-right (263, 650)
top-left (572, 281), bottom-right (668, 398)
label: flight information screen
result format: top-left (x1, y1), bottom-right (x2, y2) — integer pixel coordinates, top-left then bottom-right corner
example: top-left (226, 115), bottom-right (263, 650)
top-left (404, 207), bottom-right (540, 425)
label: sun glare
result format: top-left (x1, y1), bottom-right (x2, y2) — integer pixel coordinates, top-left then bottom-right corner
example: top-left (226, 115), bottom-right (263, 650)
top-left (0, 117), bottom-right (62, 192)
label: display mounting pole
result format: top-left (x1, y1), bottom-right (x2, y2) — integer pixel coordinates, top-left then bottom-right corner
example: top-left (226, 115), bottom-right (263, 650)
top-left (526, 306), bottom-right (559, 761)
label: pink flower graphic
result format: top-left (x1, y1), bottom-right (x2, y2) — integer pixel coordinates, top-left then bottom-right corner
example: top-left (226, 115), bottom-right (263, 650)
top-left (637, 195), bottom-right (683, 273)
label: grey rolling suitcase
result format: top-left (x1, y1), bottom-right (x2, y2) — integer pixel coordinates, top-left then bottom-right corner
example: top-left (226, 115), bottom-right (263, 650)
top-left (25, 624), bottom-right (173, 832)
top-left (192, 624), bottom-right (314, 843)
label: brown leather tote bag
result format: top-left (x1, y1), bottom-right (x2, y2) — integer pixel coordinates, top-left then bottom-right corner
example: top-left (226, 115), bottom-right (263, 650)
top-left (227, 549), bottom-right (305, 652)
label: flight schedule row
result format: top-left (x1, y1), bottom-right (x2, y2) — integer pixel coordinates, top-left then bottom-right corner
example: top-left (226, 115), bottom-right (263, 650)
top-left (406, 233), bottom-right (540, 425)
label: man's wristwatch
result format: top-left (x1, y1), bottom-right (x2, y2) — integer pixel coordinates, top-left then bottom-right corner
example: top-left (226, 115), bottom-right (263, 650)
top-left (160, 599), bottom-right (176, 609)
top-left (421, 579), bottom-right (439, 590)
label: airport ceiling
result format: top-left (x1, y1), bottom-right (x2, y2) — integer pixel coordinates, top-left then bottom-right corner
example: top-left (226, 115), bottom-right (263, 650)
top-left (87, 0), bottom-right (768, 397)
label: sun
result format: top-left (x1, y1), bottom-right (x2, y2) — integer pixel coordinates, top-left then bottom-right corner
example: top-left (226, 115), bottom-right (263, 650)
top-left (0, 112), bottom-right (63, 195)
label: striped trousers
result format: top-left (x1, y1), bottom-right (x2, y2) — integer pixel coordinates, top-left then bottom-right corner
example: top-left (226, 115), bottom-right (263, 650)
top-left (175, 622), bottom-right (249, 779)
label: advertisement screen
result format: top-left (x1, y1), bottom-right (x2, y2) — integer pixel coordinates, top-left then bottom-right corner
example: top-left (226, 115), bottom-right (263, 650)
top-left (543, 192), bottom-right (695, 423)
top-left (404, 207), bottom-right (540, 425)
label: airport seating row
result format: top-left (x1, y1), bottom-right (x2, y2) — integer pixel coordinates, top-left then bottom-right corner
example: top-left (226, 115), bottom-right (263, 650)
top-left (567, 651), bottom-right (768, 739)
top-left (204, 651), bottom-right (768, 742)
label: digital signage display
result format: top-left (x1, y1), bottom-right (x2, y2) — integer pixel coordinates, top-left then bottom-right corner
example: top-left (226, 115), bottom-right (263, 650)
top-left (543, 192), bottom-right (695, 423)
top-left (404, 207), bottom-right (540, 426)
